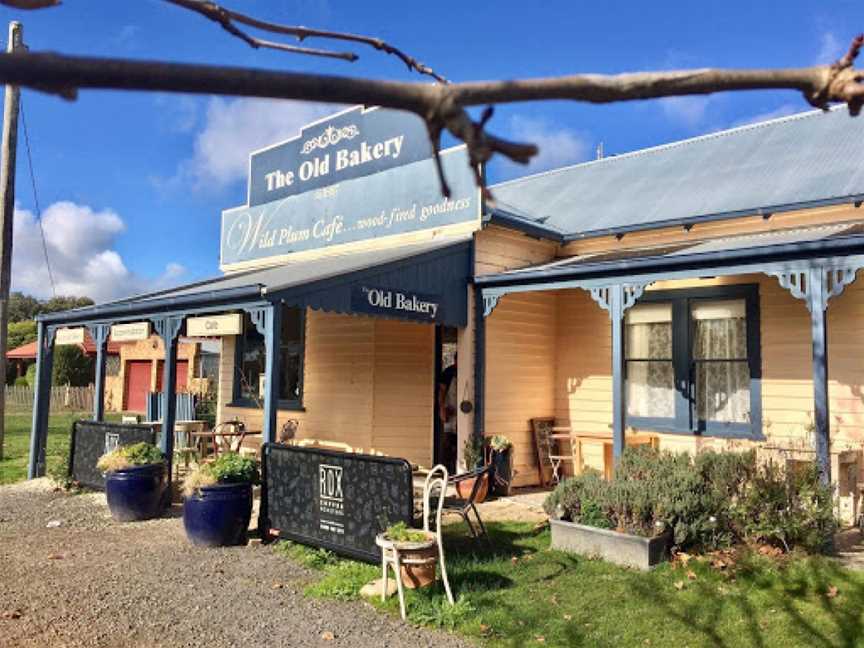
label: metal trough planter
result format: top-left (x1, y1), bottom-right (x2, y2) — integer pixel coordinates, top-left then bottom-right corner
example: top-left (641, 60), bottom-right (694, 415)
top-left (550, 519), bottom-right (671, 570)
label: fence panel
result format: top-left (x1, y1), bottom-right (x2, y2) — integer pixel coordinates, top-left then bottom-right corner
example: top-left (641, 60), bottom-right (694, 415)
top-left (5, 385), bottom-right (95, 413)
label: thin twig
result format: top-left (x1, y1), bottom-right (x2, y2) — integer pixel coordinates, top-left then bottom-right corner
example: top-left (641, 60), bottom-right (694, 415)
top-left (163, 0), bottom-right (357, 62)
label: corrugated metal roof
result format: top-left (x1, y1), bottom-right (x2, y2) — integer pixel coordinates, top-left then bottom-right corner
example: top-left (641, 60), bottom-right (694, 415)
top-left (491, 223), bottom-right (863, 280)
top-left (490, 106), bottom-right (864, 238)
top-left (111, 235), bottom-right (473, 303)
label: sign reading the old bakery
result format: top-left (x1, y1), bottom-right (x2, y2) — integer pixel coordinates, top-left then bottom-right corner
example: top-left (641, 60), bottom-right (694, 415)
top-left (220, 106), bottom-right (479, 270)
top-left (351, 285), bottom-right (443, 322)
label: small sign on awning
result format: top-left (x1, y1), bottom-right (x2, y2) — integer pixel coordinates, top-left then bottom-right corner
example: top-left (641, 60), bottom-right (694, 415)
top-left (55, 327), bottom-right (85, 346)
top-left (110, 321), bottom-right (151, 342)
top-left (186, 313), bottom-right (243, 336)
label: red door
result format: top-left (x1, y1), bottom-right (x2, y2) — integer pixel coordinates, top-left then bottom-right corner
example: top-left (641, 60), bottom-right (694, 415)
top-left (155, 360), bottom-right (189, 392)
top-left (124, 361), bottom-right (152, 413)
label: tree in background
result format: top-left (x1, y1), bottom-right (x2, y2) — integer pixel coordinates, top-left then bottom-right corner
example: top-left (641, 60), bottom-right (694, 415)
top-left (7, 319), bottom-right (36, 349)
top-left (8, 292), bottom-right (40, 323)
top-left (51, 345), bottom-right (93, 387)
top-left (40, 296), bottom-right (94, 315)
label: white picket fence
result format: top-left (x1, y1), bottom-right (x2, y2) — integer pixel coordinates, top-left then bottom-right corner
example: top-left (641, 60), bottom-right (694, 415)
top-left (5, 385), bottom-right (94, 412)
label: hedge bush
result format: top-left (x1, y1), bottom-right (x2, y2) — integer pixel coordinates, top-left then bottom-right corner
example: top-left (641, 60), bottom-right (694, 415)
top-left (543, 447), bottom-right (836, 553)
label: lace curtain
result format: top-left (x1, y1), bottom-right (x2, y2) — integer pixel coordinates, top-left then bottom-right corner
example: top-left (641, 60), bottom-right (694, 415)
top-left (626, 304), bottom-right (674, 418)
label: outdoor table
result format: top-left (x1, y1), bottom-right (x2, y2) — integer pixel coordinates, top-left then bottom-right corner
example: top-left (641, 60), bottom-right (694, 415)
top-left (191, 427), bottom-right (262, 458)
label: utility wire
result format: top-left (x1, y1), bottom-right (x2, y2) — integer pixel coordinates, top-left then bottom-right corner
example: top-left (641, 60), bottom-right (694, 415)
top-left (19, 96), bottom-right (56, 298)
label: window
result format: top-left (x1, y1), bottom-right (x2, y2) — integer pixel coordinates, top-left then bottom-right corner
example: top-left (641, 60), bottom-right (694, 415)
top-left (232, 307), bottom-right (305, 409)
top-left (624, 285), bottom-right (761, 439)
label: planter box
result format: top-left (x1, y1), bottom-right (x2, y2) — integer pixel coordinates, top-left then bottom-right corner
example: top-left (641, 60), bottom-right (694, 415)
top-left (550, 519), bottom-right (670, 570)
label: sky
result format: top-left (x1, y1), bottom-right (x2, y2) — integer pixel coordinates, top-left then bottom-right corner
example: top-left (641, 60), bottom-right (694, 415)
top-left (2, 0), bottom-right (863, 302)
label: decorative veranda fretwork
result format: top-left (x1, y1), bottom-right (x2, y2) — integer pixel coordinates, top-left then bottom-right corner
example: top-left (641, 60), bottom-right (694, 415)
top-left (482, 292), bottom-right (501, 318)
top-left (771, 265), bottom-right (860, 313)
top-left (588, 282), bottom-right (651, 316)
top-left (151, 315), bottom-right (184, 344)
top-left (85, 323), bottom-right (110, 347)
top-left (243, 305), bottom-right (269, 336)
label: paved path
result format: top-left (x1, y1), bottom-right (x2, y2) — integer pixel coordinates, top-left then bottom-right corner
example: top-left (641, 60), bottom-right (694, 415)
top-left (0, 480), bottom-right (472, 648)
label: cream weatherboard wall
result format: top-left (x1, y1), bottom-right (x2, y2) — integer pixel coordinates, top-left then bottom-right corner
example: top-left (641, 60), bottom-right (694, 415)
top-left (218, 308), bottom-right (435, 467)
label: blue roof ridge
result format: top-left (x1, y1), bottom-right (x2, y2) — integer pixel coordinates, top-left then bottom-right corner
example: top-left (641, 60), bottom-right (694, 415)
top-left (489, 104), bottom-right (845, 193)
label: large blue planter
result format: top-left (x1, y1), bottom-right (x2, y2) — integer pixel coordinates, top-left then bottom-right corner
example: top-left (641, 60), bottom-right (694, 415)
top-left (183, 481), bottom-right (253, 547)
top-left (105, 463), bottom-right (166, 522)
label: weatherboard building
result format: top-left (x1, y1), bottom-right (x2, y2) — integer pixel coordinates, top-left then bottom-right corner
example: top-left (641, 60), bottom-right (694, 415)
top-left (28, 104), bottom-right (864, 524)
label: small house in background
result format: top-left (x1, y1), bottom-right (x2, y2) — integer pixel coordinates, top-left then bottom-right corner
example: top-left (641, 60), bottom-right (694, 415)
top-left (6, 331), bottom-right (122, 380)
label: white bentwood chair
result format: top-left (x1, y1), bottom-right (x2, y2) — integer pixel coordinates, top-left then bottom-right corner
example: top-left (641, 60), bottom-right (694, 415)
top-left (377, 464), bottom-right (454, 620)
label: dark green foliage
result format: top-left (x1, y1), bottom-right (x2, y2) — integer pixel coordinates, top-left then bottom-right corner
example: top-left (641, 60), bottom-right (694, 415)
top-left (13, 376), bottom-right (28, 387)
top-left (7, 319), bottom-right (37, 349)
top-left (25, 363), bottom-right (36, 388)
top-left (52, 345), bottom-right (94, 387)
top-left (207, 451), bottom-right (259, 484)
top-left (40, 295), bottom-right (95, 315)
top-left (543, 447), bottom-right (835, 554)
top-left (7, 292), bottom-right (41, 322)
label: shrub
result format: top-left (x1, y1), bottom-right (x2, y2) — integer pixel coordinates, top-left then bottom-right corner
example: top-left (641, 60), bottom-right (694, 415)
top-left (732, 460), bottom-right (836, 553)
top-left (96, 442), bottom-right (164, 473)
top-left (14, 376), bottom-right (28, 387)
top-left (384, 521), bottom-right (430, 543)
top-left (543, 447), bottom-right (835, 554)
top-left (182, 451), bottom-right (258, 497)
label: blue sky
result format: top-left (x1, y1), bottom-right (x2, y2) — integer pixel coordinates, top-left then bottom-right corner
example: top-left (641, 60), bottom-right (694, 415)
top-left (2, 0), bottom-right (862, 301)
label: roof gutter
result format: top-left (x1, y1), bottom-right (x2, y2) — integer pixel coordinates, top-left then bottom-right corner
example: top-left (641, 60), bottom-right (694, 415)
top-left (475, 233), bottom-right (864, 288)
top-left (36, 284), bottom-right (264, 325)
top-left (485, 208), bottom-right (565, 243)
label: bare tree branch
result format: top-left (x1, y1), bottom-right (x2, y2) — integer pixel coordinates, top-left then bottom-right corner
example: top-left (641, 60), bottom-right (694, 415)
top-left (0, 0), bottom-right (59, 8)
top-left (0, 35), bottom-right (860, 197)
top-left (162, 0), bottom-right (446, 81)
top-left (163, 0), bottom-right (357, 62)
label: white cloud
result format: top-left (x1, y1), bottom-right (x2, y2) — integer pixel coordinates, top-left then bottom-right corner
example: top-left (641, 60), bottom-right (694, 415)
top-left (815, 31), bottom-right (843, 65)
top-left (731, 103), bottom-right (800, 128)
top-left (12, 201), bottom-right (186, 303)
top-left (504, 115), bottom-right (590, 175)
top-left (179, 97), bottom-right (337, 190)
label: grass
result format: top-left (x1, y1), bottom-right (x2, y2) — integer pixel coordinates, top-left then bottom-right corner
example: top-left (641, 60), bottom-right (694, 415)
top-left (276, 522), bottom-right (864, 648)
top-left (0, 408), bottom-right (121, 485)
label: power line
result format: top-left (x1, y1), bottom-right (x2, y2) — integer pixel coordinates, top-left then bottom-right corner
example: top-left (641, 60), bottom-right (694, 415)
top-left (19, 95), bottom-right (56, 297)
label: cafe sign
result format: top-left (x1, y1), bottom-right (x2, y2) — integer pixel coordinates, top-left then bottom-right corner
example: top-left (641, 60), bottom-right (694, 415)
top-left (351, 285), bottom-right (443, 323)
top-left (220, 106), bottom-right (479, 270)
top-left (186, 313), bottom-right (243, 337)
top-left (110, 321), bottom-right (151, 342)
top-left (55, 327), bottom-right (85, 346)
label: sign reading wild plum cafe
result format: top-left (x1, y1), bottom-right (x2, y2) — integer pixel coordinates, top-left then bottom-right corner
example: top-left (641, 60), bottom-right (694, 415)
top-left (220, 106), bottom-right (480, 270)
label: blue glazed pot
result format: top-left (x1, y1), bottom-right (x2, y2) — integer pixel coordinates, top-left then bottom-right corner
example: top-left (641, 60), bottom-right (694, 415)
top-left (105, 463), bottom-right (166, 522)
top-left (183, 481), bottom-right (253, 547)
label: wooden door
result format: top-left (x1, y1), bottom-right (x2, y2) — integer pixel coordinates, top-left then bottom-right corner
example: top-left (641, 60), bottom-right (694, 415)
top-left (155, 360), bottom-right (189, 392)
top-left (124, 361), bottom-right (152, 413)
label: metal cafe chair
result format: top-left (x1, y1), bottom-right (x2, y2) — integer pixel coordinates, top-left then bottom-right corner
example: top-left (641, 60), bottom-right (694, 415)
top-left (377, 464), bottom-right (454, 620)
top-left (443, 464), bottom-right (492, 541)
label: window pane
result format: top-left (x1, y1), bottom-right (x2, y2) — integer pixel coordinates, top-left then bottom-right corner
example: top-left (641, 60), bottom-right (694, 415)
top-left (692, 299), bottom-right (747, 359)
top-left (626, 304), bottom-right (672, 359)
top-left (238, 314), bottom-right (265, 402)
top-left (280, 350), bottom-right (302, 401)
top-left (281, 307), bottom-right (303, 345)
top-left (695, 360), bottom-right (750, 423)
top-left (626, 360), bottom-right (675, 418)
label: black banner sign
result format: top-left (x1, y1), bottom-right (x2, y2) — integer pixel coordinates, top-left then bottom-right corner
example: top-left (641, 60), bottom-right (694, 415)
top-left (350, 284), bottom-right (443, 323)
top-left (262, 444), bottom-right (414, 563)
top-left (69, 421), bottom-right (157, 490)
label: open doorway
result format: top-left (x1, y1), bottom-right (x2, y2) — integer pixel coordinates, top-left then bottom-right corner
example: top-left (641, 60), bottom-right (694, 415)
top-left (434, 326), bottom-right (458, 473)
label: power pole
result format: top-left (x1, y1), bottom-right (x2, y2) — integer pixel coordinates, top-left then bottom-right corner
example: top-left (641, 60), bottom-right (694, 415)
top-left (0, 21), bottom-right (23, 460)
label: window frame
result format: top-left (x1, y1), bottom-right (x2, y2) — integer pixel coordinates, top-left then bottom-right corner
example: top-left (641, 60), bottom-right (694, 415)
top-left (625, 283), bottom-right (762, 440)
top-left (229, 307), bottom-right (306, 411)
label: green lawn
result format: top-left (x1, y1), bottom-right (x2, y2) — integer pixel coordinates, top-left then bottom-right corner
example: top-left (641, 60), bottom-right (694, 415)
top-left (0, 409), bottom-right (117, 485)
top-left (279, 522), bottom-right (864, 648)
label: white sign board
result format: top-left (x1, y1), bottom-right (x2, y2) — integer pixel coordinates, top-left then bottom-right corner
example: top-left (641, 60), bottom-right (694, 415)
top-left (186, 313), bottom-right (243, 337)
top-left (55, 327), bottom-right (85, 346)
top-left (110, 321), bottom-right (151, 342)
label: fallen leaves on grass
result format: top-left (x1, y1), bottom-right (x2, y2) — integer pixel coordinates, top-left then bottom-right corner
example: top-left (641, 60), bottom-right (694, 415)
top-left (826, 585), bottom-right (839, 599)
top-left (673, 580), bottom-right (686, 591)
top-left (686, 570), bottom-right (697, 580)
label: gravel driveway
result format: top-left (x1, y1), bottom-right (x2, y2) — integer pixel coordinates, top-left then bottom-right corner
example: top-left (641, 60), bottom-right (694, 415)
top-left (0, 480), bottom-right (472, 648)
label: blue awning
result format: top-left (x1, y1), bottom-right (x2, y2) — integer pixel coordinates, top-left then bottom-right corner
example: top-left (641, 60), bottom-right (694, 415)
top-left (39, 235), bottom-right (473, 328)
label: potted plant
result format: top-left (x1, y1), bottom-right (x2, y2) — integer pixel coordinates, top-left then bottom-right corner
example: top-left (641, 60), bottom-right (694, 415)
top-left (182, 452), bottom-right (259, 547)
top-left (381, 521), bottom-right (438, 589)
top-left (487, 434), bottom-right (514, 496)
top-left (96, 442), bottom-right (166, 522)
top-left (455, 435), bottom-right (489, 502)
